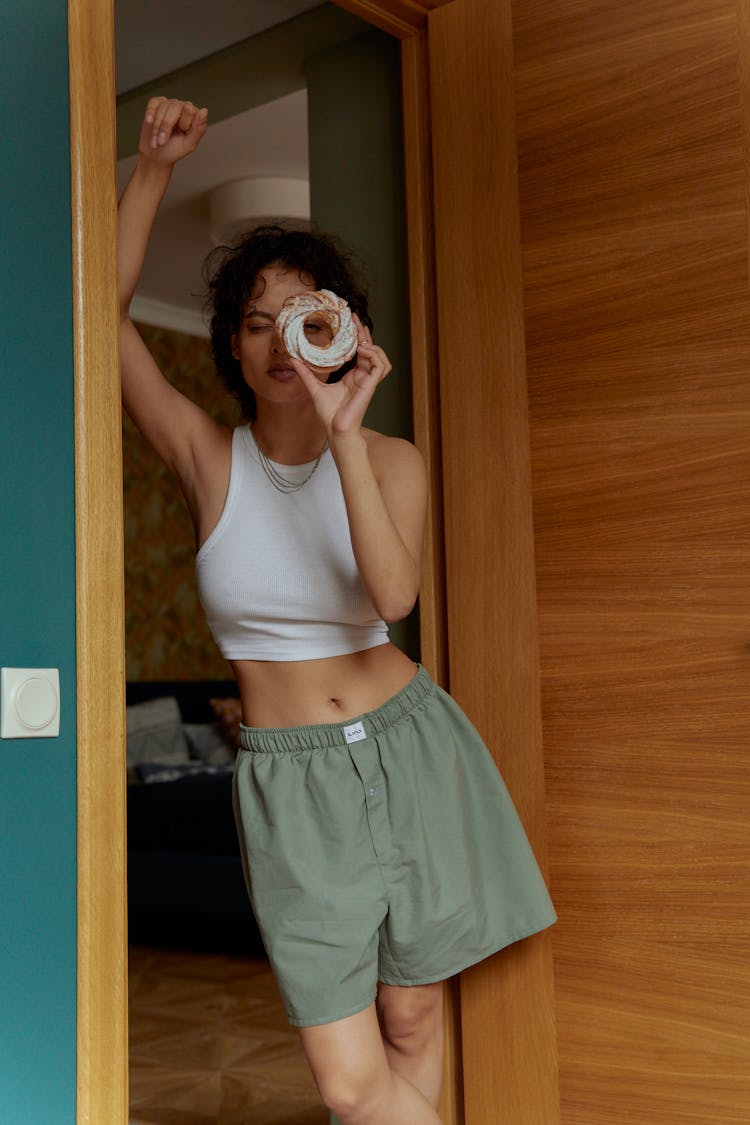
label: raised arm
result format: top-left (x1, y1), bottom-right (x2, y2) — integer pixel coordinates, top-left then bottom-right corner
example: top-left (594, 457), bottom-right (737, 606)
top-left (292, 323), bottom-right (427, 621)
top-left (119, 98), bottom-right (227, 490)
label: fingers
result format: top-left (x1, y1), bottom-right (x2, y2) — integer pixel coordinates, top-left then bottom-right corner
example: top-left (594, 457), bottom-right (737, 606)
top-left (356, 339), bottom-right (391, 381)
top-left (288, 356), bottom-right (321, 392)
top-left (143, 96), bottom-right (207, 150)
top-left (144, 95), bottom-right (166, 127)
top-left (351, 314), bottom-right (391, 380)
top-left (358, 340), bottom-right (391, 375)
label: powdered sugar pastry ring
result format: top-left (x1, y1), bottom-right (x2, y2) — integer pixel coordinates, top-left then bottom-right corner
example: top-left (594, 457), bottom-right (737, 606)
top-left (276, 289), bottom-right (358, 368)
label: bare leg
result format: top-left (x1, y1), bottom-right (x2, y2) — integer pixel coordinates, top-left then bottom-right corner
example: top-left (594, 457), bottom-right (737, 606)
top-left (376, 981), bottom-right (444, 1108)
top-left (298, 1002), bottom-right (443, 1125)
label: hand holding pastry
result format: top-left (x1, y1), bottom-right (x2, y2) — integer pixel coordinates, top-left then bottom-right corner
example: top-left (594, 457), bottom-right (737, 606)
top-left (289, 308), bottom-right (392, 439)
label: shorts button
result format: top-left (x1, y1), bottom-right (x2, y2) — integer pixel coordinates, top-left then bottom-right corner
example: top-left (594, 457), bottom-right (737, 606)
top-left (369, 787), bottom-right (376, 796)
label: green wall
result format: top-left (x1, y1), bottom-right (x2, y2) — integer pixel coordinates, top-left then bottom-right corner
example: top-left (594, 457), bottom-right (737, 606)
top-left (306, 30), bottom-right (411, 442)
top-left (307, 30), bottom-right (419, 660)
top-left (0, 2), bottom-right (78, 1121)
top-left (116, 4), bottom-right (365, 158)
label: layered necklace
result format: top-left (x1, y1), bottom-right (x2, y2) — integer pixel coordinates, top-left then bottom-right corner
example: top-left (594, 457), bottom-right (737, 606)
top-left (250, 426), bottom-right (328, 494)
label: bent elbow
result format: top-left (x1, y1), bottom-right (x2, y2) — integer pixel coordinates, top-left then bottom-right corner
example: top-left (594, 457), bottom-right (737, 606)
top-left (376, 591), bottom-right (419, 625)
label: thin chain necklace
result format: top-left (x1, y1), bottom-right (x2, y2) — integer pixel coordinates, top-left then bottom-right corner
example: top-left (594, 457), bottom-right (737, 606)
top-left (250, 427), bottom-right (328, 494)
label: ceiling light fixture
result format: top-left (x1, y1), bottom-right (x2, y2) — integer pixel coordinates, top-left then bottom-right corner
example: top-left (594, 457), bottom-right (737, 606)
top-left (208, 177), bottom-right (311, 245)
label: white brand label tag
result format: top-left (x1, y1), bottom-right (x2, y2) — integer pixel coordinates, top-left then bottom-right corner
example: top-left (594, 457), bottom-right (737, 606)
top-left (343, 721), bottom-right (366, 744)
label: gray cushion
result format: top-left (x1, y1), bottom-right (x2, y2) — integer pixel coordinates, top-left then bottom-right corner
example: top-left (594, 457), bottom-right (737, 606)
top-left (183, 722), bottom-right (236, 767)
top-left (126, 696), bottom-right (190, 769)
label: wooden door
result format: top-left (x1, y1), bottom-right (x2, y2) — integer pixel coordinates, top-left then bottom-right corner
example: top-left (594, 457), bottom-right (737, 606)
top-left (513, 0), bottom-right (750, 1120)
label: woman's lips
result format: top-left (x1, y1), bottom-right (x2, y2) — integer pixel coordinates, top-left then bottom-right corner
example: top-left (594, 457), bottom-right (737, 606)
top-left (268, 365), bottom-right (298, 382)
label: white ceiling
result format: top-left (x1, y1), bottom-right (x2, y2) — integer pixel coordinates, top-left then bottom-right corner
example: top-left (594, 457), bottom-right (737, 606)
top-left (116, 0), bottom-right (321, 334)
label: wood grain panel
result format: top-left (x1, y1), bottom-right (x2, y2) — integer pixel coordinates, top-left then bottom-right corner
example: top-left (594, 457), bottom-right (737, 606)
top-left (429, 2), bottom-right (559, 1121)
top-left (513, 1), bottom-right (750, 1120)
top-left (69, 0), bottom-right (128, 1121)
top-left (738, 1), bottom-right (750, 294)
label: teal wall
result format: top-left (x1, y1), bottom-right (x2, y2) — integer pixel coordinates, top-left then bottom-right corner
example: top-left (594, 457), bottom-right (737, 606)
top-left (0, 2), bottom-right (78, 1122)
top-left (307, 30), bottom-right (419, 660)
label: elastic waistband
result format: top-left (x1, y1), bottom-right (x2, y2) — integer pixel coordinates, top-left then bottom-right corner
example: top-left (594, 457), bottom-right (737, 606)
top-left (239, 664), bottom-right (434, 753)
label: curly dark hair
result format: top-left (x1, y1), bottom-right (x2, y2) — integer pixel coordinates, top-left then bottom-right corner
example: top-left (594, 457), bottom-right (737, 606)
top-left (203, 224), bottom-right (373, 420)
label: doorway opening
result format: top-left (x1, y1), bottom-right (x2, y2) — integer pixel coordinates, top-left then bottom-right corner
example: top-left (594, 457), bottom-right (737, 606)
top-left (115, 3), bottom-right (419, 1121)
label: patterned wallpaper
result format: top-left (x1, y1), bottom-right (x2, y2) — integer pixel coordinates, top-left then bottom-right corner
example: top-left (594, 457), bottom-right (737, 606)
top-left (123, 323), bottom-right (241, 681)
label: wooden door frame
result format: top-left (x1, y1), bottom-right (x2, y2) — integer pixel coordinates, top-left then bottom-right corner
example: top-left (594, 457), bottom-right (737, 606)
top-left (71, 1), bottom-right (556, 1122)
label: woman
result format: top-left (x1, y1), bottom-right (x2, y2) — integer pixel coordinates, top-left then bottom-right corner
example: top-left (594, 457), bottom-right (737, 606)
top-left (119, 97), bottom-right (556, 1125)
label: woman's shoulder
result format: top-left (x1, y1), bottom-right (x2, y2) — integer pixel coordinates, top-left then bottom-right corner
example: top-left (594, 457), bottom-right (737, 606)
top-left (363, 428), bottom-right (427, 483)
top-left (363, 427), bottom-right (421, 458)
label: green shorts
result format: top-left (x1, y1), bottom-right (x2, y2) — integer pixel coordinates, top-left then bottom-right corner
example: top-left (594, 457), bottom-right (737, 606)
top-left (232, 665), bottom-right (556, 1027)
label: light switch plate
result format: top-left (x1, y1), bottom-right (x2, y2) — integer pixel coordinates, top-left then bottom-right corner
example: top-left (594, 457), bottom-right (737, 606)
top-left (1, 668), bottom-right (60, 738)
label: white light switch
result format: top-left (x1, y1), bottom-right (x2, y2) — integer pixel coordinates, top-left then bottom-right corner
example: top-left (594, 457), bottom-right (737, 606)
top-left (1, 668), bottom-right (60, 738)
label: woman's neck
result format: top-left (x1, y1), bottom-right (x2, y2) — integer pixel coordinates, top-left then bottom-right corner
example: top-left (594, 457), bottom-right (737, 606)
top-left (251, 402), bottom-right (327, 464)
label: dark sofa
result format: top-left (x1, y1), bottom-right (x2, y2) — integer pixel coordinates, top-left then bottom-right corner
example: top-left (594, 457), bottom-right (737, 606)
top-left (126, 679), bottom-right (265, 957)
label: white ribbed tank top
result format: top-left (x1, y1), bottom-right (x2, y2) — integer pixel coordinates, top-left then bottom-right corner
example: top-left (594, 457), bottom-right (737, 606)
top-left (195, 426), bottom-right (389, 661)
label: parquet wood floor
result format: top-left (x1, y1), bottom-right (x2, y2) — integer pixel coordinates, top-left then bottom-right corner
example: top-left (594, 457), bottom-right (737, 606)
top-left (129, 945), bottom-right (329, 1125)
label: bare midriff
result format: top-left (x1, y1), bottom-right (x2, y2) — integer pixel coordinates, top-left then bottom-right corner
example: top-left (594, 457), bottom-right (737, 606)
top-left (230, 641), bottom-right (418, 728)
